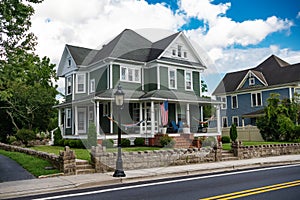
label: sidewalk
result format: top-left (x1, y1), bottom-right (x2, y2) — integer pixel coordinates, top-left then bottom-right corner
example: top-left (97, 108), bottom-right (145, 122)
top-left (1, 154), bottom-right (300, 199)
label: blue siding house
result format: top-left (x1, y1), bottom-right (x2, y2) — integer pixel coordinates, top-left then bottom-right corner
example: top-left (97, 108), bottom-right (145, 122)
top-left (213, 55), bottom-right (300, 127)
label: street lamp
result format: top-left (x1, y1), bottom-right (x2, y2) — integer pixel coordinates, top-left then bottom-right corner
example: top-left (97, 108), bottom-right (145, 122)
top-left (113, 84), bottom-right (126, 177)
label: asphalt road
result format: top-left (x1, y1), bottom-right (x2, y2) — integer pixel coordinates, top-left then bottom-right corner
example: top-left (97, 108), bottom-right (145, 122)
top-left (0, 154), bottom-right (35, 182)
top-left (20, 164), bottom-right (300, 200)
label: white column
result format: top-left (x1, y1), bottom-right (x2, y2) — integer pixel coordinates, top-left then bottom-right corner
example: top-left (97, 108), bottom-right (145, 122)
top-left (58, 109), bottom-right (62, 127)
top-left (74, 105), bottom-right (78, 135)
top-left (151, 101), bottom-right (155, 135)
top-left (186, 103), bottom-right (190, 127)
top-left (72, 74), bottom-right (75, 100)
top-left (139, 102), bottom-right (143, 134)
top-left (96, 101), bottom-right (100, 135)
top-left (110, 101), bottom-right (113, 134)
top-left (216, 105), bottom-right (221, 135)
top-left (200, 106), bottom-right (204, 122)
top-left (157, 66), bottom-right (160, 90)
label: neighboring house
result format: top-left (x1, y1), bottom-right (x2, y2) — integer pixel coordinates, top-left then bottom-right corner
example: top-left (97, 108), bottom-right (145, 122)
top-left (55, 29), bottom-right (222, 141)
top-left (213, 55), bottom-right (300, 128)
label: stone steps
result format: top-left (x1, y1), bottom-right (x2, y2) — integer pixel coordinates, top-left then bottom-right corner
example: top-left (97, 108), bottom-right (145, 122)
top-left (75, 159), bottom-right (95, 175)
top-left (221, 150), bottom-right (238, 161)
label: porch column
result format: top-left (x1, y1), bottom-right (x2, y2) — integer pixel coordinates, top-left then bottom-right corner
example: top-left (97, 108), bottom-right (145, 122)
top-left (110, 101), bottom-right (113, 134)
top-left (139, 102), bottom-right (143, 134)
top-left (151, 101), bottom-right (155, 135)
top-left (96, 101), bottom-right (100, 135)
top-left (200, 106), bottom-right (204, 122)
top-left (216, 105), bottom-right (221, 135)
top-left (186, 103), bottom-right (190, 127)
top-left (58, 108), bottom-right (62, 127)
top-left (74, 105), bottom-right (78, 135)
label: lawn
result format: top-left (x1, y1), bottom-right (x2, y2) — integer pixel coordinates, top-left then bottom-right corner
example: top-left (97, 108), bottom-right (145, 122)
top-left (222, 141), bottom-right (293, 150)
top-left (0, 149), bottom-right (60, 177)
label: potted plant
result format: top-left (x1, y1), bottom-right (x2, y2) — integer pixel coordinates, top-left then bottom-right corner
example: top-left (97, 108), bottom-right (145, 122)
top-left (161, 125), bottom-right (167, 134)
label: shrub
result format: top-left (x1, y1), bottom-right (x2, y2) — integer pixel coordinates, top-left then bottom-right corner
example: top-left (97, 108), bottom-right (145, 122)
top-left (16, 129), bottom-right (36, 147)
top-left (134, 138), bottom-right (145, 146)
top-left (53, 128), bottom-right (63, 146)
top-left (102, 139), bottom-right (114, 148)
top-left (160, 135), bottom-right (175, 148)
top-left (121, 138), bottom-right (131, 147)
top-left (221, 136), bottom-right (231, 143)
top-left (7, 135), bottom-right (17, 144)
top-left (68, 140), bottom-right (77, 148)
top-left (87, 123), bottom-right (97, 148)
top-left (230, 124), bottom-right (238, 142)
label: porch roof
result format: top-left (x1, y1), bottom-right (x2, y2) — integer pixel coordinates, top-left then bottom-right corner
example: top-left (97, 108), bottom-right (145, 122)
top-left (242, 109), bottom-right (265, 118)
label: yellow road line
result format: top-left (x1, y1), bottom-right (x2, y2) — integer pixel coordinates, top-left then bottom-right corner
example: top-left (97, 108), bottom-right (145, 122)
top-left (201, 180), bottom-right (300, 200)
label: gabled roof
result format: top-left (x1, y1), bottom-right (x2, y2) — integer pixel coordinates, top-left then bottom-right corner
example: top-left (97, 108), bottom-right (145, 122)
top-left (66, 44), bottom-right (95, 65)
top-left (213, 55), bottom-right (300, 95)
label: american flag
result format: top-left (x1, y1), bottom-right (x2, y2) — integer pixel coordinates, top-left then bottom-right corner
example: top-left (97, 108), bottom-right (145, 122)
top-left (160, 101), bottom-right (168, 126)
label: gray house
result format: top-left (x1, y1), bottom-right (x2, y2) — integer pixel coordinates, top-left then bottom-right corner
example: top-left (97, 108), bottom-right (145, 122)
top-left (56, 29), bottom-right (222, 142)
top-left (213, 55), bottom-right (300, 127)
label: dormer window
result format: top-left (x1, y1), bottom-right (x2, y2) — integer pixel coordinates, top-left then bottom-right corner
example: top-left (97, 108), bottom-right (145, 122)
top-left (183, 52), bottom-right (187, 58)
top-left (177, 45), bottom-right (182, 57)
top-left (249, 77), bottom-right (255, 85)
top-left (68, 58), bottom-right (71, 68)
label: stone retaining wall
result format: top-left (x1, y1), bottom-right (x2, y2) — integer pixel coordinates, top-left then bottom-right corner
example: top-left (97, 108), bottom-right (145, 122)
top-left (0, 143), bottom-right (76, 175)
top-left (232, 142), bottom-right (300, 159)
top-left (91, 146), bottom-right (222, 173)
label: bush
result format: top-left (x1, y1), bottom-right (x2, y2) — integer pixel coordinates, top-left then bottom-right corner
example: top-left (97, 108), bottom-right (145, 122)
top-left (7, 135), bottom-right (17, 144)
top-left (86, 123), bottom-right (97, 148)
top-left (160, 134), bottom-right (175, 148)
top-left (16, 129), bottom-right (36, 147)
top-left (134, 138), bottom-right (145, 146)
top-left (102, 139), bottom-right (114, 148)
top-left (230, 124), bottom-right (238, 142)
top-left (53, 128), bottom-right (63, 146)
top-left (221, 136), bottom-right (231, 143)
top-left (121, 138), bottom-right (131, 147)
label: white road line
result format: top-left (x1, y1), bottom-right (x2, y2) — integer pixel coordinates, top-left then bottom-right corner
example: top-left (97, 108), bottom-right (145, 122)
top-left (33, 164), bottom-right (300, 200)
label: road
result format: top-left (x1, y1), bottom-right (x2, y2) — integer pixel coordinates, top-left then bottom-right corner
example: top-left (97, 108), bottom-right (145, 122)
top-left (16, 164), bottom-right (300, 200)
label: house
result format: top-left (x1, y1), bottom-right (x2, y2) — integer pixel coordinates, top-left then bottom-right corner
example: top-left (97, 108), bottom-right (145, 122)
top-left (213, 55), bottom-right (300, 128)
top-left (55, 29), bottom-right (222, 143)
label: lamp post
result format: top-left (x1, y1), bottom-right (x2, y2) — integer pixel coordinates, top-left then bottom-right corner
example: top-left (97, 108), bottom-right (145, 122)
top-left (113, 84), bottom-right (126, 177)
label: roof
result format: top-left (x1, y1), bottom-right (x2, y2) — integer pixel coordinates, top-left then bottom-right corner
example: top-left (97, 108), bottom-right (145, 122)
top-left (213, 55), bottom-right (300, 95)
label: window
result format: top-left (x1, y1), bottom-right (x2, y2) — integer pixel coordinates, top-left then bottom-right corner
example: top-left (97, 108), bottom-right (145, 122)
top-left (78, 108), bottom-right (86, 133)
top-left (169, 69), bottom-right (177, 89)
top-left (67, 58), bottom-right (71, 68)
top-left (231, 95), bottom-right (238, 109)
top-left (252, 92), bottom-right (262, 107)
top-left (222, 117), bottom-right (228, 127)
top-left (66, 76), bottom-right (72, 95)
top-left (89, 110), bottom-right (94, 122)
top-left (66, 109), bottom-right (71, 128)
top-left (249, 77), bottom-right (255, 86)
top-left (185, 71), bottom-right (192, 90)
top-left (103, 103), bottom-right (108, 116)
top-left (172, 49), bottom-right (176, 56)
top-left (177, 45), bottom-right (182, 57)
top-left (221, 96), bottom-right (227, 109)
top-left (76, 74), bottom-right (85, 93)
top-left (232, 116), bottom-right (239, 126)
top-left (120, 66), bottom-right (140, 83)
top-left (90, 79), bottom-right (95, 93)
top-left (183, 52), bottom-right (187, 58)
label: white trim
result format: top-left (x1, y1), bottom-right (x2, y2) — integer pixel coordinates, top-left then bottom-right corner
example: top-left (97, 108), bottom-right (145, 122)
top-left (232, 116), bottom-right (239, 126)
top-left (90, 79), bottom-right (95, 93)
top-left (157, 65), bottom-right (160, 90)
top-left (76, 73), bottom-right (86, 93)
top-left (77, 108), bottom-right (87, 134)
top-left (66, 108), bottom-right (72, 128)
top-left (251, 92), bottom-right (262, 107)
top-left (120, 65), bottom-right (141, 83)
top-left (221, 96), bottom-right (227, 109)
top-left (74, 106), bottom-right (78, 135)
top-left (109, 63), bottom-right (113, 89)
top-left (236, 70), bottom-right (268, 91)
top-left (168, 68), bottom-right (177, 89)
top-left (66, 76), bottom-right (72, 95)
top-left (222, 116), bottom-right (228, 127)
top-left (185, 70), bottom-right (193, 91)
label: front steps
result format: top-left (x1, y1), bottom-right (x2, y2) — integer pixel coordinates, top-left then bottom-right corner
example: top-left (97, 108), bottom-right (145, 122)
top-left (172, 134), bottom-right (194, 148)
top-left (75, 159), bottom-right (95, 175)
top-left (221, 150), bottom-right (238, 161)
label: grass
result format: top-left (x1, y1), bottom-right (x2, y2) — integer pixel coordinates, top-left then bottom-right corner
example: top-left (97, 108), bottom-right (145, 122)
top-left (222, 141), bottom-right (294, 151)
top-left (0, 149), bottom-right (60, 177)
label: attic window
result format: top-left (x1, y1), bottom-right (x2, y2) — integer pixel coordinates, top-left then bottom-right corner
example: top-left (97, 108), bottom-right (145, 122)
top-left (249, 77), bottom-right (255, 86)
top-left (172, 49), bottom-right (176, 56)
top-left (68, 58), bottom-right (71, 67)
top-left (183, 52), bottom-right (187, 58)
top-left (177, 45), bottom-right (182, 57)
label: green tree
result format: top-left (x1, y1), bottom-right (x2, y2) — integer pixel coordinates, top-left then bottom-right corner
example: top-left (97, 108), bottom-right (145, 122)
top-left (230, 124), bottom-right (237, 142)
top-left (0, 0), bottom-right (58, 138)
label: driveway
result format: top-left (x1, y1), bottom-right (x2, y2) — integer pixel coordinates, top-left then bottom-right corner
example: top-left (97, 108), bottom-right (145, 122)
top-left (0, 154), bottom-right (35, 182)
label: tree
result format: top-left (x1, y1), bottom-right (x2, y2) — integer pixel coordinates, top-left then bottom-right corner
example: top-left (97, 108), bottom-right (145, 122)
top-left (230, 124), bottom-right (238, 142)
top-left (257, 93), bottom-right (300, 141)
top-left (0, 0), bottom-right (58, 137)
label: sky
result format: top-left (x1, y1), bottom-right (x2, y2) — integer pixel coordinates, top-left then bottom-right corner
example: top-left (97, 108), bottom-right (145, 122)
top-left (31, 0), bottom-right (300, 95)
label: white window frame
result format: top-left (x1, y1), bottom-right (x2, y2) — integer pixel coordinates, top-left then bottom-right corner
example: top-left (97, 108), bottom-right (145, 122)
top-left (89, 110), bottom-right (94, 122)
top-left (172, 49), bottom-right (176, 56)
top-left (222, 116), bottom-right (228, 127)
top-left (221, 96), bottom-right (227, 109)
top-left (90, 79), bottom-right (95, 93)
top-left (77, 108), bottom-right (86, 133)
top-left (66, 109), bottom-right (72, 128)
top-left (67, 57), bottom-right (72, 68)
top-left (120, 66), bottom-right (140, 83)
top-left (249, 77), bottom-right (255, 86)
top-left (168, 68), bottom-right (177, 89)
top-left (185, 70), bottom-right (193, 91)
top-left (231, 95), bottom-right (238, 109)
top-left (232, 116), bottom-right (239, 126)
top-left (177, 45), bottom-right (182, 57)
top-left (76, 74), bottom-right (86, 93)
top-left (251, 92), bottom-right (262, 107)
top-left (66, 76), bottom-right (72, 95)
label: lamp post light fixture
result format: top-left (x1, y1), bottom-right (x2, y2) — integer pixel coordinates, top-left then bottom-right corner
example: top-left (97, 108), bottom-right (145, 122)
top-left (113, 84), bottom-right (126, 177)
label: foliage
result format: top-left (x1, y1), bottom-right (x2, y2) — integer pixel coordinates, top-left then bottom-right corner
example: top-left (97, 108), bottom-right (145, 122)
top-left (86, 123), bottom-right (97, 148)
top-left (134, 138), bottom-right (145, 146)
top-left (221, 136), bottom-right (231, 143)
top-left (0, 149), bottom-right (60, 177)
top-left (0, 0), bottom-right (58, 137)
top-left (16, 128), bottom-right (36, 146)
top-left (53, 128), bottom-right (62, 146)
top-left (102, 139), bottom-right (114, 148)
top-left (121, 138), bottom-right (131, 147)
top-left (230, 124), bottom-right (238, 142)
top-left (160, 134), bottom-right (175, 148)
top-left (201, 136), bottom-right (217, 147)
top-left (257, 93), bottom-right (299, 141)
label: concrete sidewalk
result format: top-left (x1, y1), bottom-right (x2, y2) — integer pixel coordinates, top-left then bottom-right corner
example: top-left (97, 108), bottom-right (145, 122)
top-left (1, 154), bottom-right (300, 199)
